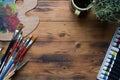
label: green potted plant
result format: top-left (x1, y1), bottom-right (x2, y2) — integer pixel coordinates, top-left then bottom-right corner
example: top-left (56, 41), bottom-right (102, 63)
top-left (93, 0), bottom-right (120, 23)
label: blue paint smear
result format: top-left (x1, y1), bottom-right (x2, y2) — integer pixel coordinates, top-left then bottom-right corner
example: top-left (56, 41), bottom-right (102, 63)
top-left (0, 16), bottom-right (4, 29)
top-left (0, 16), bottom-right (7, 33)
top-left (3, 0), bottom-right (14, 5)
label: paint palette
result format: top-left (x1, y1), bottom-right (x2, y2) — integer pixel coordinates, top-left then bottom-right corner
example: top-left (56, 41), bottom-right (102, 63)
top-left (0, 0), bottom-right (39, 41)
top-left (97, 27), bottom-right (120, 80)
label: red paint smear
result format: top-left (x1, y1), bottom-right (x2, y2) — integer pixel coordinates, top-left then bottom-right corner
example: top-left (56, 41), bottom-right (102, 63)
top-left (1, 4), bottom-right (20, 32)
top-left (5, 14), bottom-right (19, 32)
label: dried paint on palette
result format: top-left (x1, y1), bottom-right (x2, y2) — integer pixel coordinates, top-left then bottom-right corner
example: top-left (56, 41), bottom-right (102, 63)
top-left (0, 0), bottom-right (20, 33)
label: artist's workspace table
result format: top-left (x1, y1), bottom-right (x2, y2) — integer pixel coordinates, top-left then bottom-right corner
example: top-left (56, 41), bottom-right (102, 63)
top-left (1, 0), bottom-right (119, 80)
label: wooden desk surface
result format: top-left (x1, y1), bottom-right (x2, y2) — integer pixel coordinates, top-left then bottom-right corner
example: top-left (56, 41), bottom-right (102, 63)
top-left (1, 0), bottom-right (119, 80)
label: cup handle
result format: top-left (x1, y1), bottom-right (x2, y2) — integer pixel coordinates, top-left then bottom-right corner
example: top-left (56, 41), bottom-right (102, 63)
top-left (75, 9), bottom-right (81, 16)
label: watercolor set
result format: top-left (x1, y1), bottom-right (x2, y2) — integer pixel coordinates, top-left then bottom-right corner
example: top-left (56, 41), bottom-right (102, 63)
top-left (0, 24), bottom-right (37, 80)
top-left (97, 28), bottom-right (120, 80)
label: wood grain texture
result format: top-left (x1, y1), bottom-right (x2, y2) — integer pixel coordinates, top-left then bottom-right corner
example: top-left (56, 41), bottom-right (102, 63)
top-left (1, 0), bottom-right (119, 80)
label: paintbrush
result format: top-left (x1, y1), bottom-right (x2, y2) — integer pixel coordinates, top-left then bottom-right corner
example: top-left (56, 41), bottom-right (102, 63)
top-left (4, 36), bottom-right (36, 76)
top-left (1, 48), bottom-right (18, 74)
top-left (10, 31), bottom-right (23, 55)
top-left (4, 60), bottom-right (29, 80)
top-left (0, 24), bottom-right (23, 68)
top-left (0, 48), bottom-right (3, 52)
top-left (17, 36), bottom-right (37, 61)
top-left (0, 48), bottom-right (19, 80)
top-left (4, 64), bottom-right (14, 79)
top-left (0, 49), bottom-right (5, 66)
top-left (0, 48), bottom-right (4, 60)
top-left (0, 31), bottom-right (23, 74)
top-left (1, 36), bottom-right (29, 75)
top-left (0, 36), bottom-right (31, 79)
top-left (1, 36), bottom-right (36, 80)
top-left (15, 36), bottom-right (32, 61)
top-left (5, 24), bottom-right (23, 53)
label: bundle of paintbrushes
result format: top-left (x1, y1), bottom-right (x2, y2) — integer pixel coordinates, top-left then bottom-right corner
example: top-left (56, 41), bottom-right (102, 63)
top-left (0, 23), bottom-right (37, 80)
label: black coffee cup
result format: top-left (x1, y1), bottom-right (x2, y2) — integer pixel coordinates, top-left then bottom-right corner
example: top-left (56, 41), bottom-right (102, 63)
top-left (71, 0), bottom-right (94, 16)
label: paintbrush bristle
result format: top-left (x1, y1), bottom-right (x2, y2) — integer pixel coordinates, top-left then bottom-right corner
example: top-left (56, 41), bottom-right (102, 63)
top-left (0, 48), bottom-right (3, 52)
top-left (29, 35), bottom-right (33, 39)
top-left (20, 31), bottom-right (23, 35)
top-left (16, 24), bottom-right (24, 30)
top-left (31, 36), bottom-right (37, 42)
top-left (2, 49), bottom-right (6, 55)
